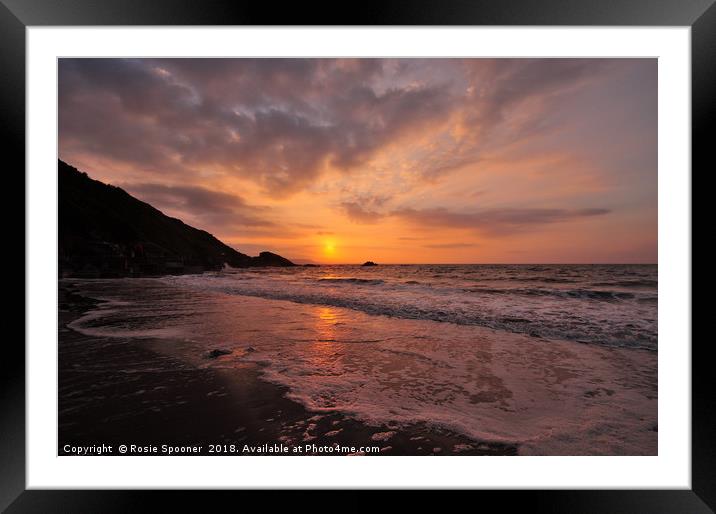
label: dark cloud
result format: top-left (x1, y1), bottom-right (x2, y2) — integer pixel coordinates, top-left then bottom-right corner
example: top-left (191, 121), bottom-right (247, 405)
top-left (124, 182), bottom-right (274, 228)
top-left (340, 202), bottom-right (383, 224)
top-left (393, 206), bottom-right (610, 235)
top-left (127, 183), bottom-right (245, 214)
top-left (338, 196), bottom-right (610, 234)
top-left (59, 58), bottom-right (454, 196)
top-left (59, 58), bottom-right (651, 209)
top-left (340, 194), bottom-right (391, 224)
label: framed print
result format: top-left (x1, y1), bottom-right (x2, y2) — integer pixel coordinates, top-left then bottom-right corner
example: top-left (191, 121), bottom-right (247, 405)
top-left (4, 0), bottom-right (712, 510)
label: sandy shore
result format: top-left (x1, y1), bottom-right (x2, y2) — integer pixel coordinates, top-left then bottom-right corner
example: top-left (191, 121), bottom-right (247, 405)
top-left (59, 285), bottom-right (517, 456)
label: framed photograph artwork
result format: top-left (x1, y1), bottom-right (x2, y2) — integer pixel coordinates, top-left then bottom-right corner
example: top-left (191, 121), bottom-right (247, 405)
top-left (4, 0), bottom-right (710, 509)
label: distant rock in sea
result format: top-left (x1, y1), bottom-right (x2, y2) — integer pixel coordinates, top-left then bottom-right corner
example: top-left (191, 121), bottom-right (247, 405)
top-left (58, 159), bottom-right (295, 277)
top-left (250, 251), bottom-right (295, 267)
top-left (362, 261), bottom-right (378, 266)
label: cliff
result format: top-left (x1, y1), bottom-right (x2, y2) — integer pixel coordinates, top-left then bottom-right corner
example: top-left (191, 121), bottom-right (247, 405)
top-left (58, 160), bottom-right (294, 277)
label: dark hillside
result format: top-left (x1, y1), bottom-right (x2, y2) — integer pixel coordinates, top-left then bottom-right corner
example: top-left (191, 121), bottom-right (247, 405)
top-left (59, 160), bottom-right (294, 277)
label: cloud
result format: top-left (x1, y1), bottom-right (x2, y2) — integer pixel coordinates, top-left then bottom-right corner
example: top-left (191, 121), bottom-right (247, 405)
top-left (393, 206), bottom-right (610, 235)
top-left (59, 58), bottom-right (455, 196)
top-left (411, 60), bottom-right (616, 181)
top-left (60, 58), bottom-right (614, 196)
top-left (462, 58), bottom-right (611, 124)
top-left (423, 243), bottom-right (480, 249)
top-left (123, 182), bottom-right (275, 229)
top-left (339, 194), bottom-right (391, 224)
top-left (340, 202), bottom-right (384, 224)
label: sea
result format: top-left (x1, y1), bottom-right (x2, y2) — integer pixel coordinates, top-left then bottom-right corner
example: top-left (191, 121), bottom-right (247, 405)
top-left (64, 264), bottom-right (658, 454)
top-left (171, 264), bottom-right (657, 350)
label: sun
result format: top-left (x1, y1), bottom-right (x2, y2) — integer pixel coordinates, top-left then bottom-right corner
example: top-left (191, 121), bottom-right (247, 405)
top-left (323, 241), bottom-right (336, 255)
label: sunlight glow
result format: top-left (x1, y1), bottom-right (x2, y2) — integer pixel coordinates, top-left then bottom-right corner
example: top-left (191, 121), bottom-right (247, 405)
top-left (323, 241), bottom-right (336, 256)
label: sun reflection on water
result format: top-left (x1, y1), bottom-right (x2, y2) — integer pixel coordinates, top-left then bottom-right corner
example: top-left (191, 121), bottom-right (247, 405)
top-left (306, 306), bottom-right (342, 371)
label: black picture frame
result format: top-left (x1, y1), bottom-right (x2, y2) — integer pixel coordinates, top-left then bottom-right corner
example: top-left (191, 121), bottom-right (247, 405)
top-left (3, 0), bottom-right (711, 510)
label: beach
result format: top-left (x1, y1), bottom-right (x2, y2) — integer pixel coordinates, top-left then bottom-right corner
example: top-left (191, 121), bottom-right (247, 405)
top-left (58, 265), bottom-right (657, 456)
top-left (59, 285), bottom-right (513, 456)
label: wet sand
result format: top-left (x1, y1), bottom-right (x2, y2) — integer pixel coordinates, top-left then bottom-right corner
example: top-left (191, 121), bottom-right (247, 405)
top-left (59, 285), bottom-right (517, 456)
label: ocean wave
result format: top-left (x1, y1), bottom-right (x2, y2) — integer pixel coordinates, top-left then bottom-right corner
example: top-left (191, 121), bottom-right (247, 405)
top-left (591, 280), bottom-right (658, 288)
top-left (318, 277), bottom-right (385, 285)
top-left (464, 287), bottom-right (636, 301)
top-left (163, 278), bottom-right (656, 350)
top-left (504, 276), bottom-right (578, 284)
top-left (161, 264), bottom-right (657, 351)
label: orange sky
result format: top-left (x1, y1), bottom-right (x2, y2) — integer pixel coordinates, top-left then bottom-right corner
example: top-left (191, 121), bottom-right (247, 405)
top-left (59, 58), bottom-right (657, 264)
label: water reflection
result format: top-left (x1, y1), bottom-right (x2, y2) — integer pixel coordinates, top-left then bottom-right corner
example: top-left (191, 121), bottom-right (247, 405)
top-left (306, 306), bottom-right (341, 371)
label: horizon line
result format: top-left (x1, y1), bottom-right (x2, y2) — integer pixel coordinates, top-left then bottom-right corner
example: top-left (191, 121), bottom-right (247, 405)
top-left (292, 262), bottom-right (658, 266)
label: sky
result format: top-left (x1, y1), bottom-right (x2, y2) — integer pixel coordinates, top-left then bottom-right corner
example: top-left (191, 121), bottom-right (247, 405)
top-left (58, 58), bottom-right (657, 264)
